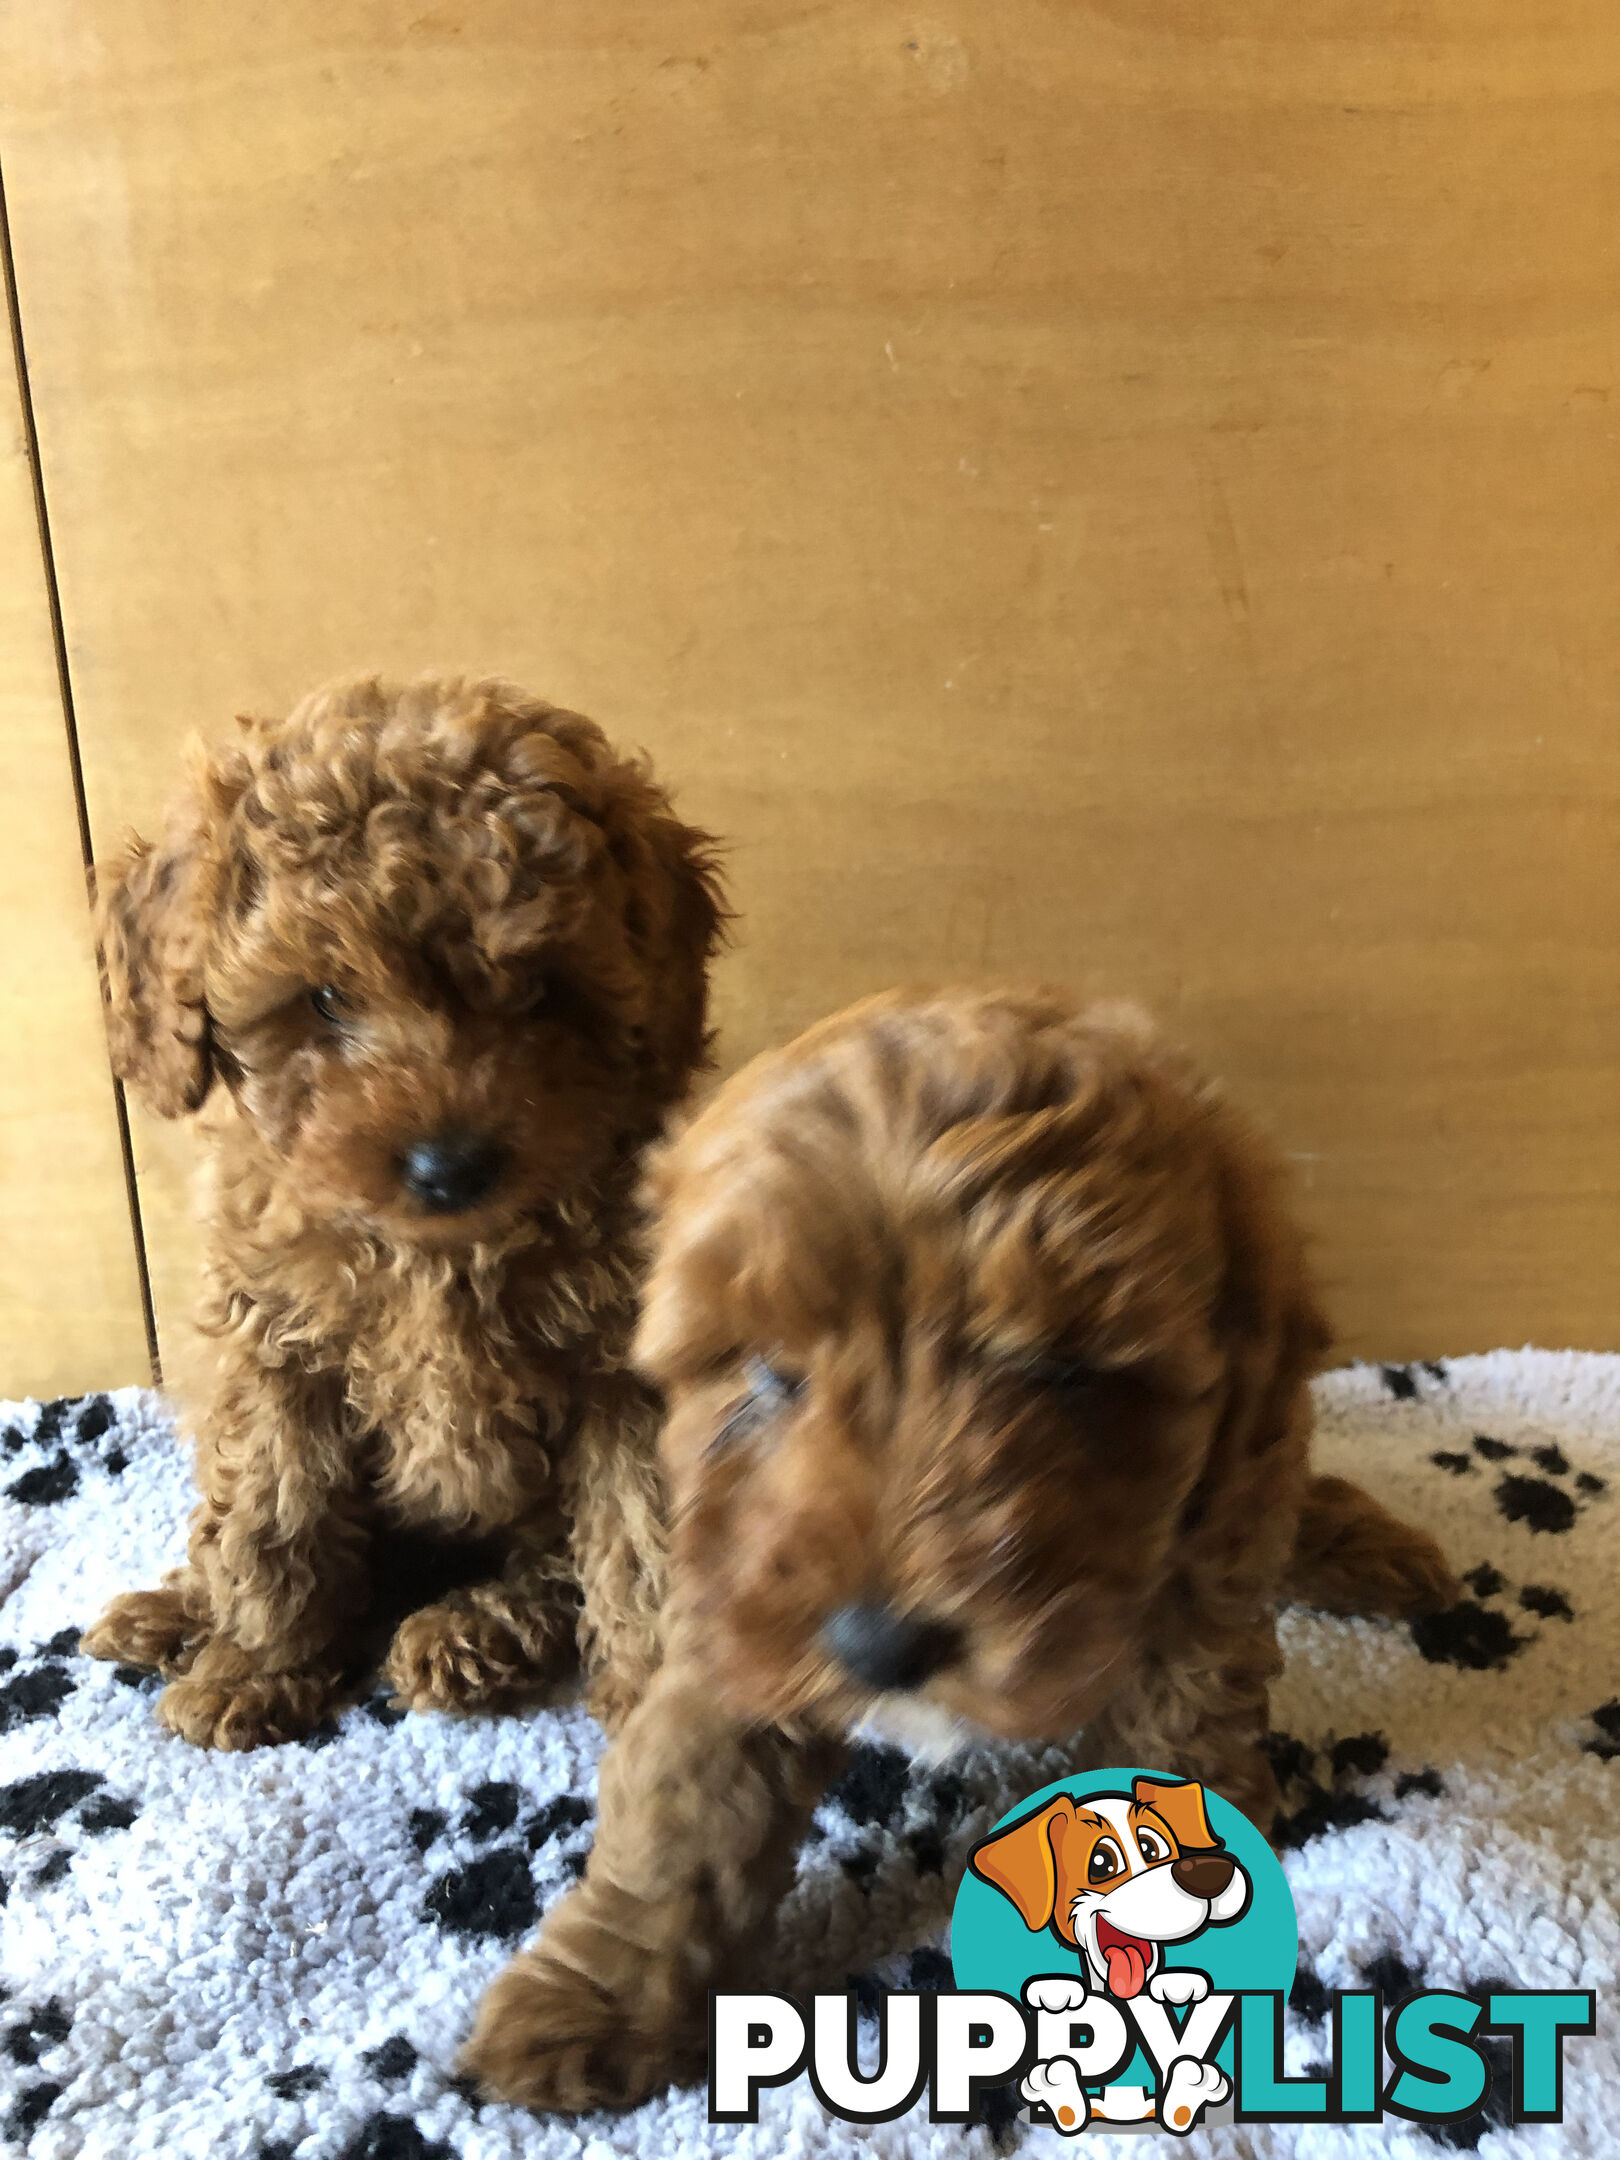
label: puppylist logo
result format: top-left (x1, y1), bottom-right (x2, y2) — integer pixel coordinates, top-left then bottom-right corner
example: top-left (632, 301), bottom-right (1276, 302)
top-left (710, 1768), bottom-right (1594, 2133)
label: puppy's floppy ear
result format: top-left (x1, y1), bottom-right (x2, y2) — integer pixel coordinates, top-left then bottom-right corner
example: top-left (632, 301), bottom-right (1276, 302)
top-left (93, 761), bottom-right (232, 1118)
top-left (1133, 1777), bottom-right (1221, 1853)
top-left (648, 807), bottom-right (726, 1077)
top-left (969, 1795), bottom-right (1076, 1933)
top-left (619, 797), bottom-right (728, 1101)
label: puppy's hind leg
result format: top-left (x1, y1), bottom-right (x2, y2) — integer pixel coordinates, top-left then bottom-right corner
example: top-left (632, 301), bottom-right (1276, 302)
top-left (1286, 1474), bottom-right (1459, 1620)
top-left (1086, 1617), bottom-right (1284, 1840)
top-left (82, 1571), bottom-right (209, 1676)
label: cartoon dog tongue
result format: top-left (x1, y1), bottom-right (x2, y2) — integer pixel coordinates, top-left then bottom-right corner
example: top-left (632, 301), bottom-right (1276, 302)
top-left (1096, 1919), bottom-right (1151, 1998)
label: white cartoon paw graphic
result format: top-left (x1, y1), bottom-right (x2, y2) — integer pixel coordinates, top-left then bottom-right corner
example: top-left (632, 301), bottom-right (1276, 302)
top-left (1158, 2056), bottom-right (1230, 2135)
top-left (1023, 1974), bottom-right (1090, 2013)
top-left (1148, 1967), bottom-right (1210, 2007)
top-left (1021, 2057), bottom-right (1091, 2135)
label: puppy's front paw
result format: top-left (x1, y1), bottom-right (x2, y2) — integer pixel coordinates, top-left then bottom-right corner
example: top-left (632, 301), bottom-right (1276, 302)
top-left (463, 1874), bottom-right (705, 2113)
top-left (384, 1599), bottom-right (571, 1715)
top-left (1148, 1968), bottom-right (1210, 2007)
top-left (1159, 2056), bottom-right (1229, 2134)
top-left (82, 1587), bottom-right (205, 1676)
top-left (461, 1940), bottom-right (691, 2113)
top-left (156, 1663), bottom-right (337, 1749)
top-left (1020, 2058), bottom-right (1090, 2134)
top-left (1024, 1974), bottom-right (1090, 2012)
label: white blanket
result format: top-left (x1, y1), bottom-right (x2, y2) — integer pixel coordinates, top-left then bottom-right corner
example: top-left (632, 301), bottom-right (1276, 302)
top-left (0, 1351), bottom-right (1615, 2158)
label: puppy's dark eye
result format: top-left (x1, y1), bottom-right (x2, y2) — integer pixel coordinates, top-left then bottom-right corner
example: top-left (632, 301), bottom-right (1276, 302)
top-left (1135, 1827), bottom-right (1170, 1865)
top-left (710, 1357), bottom-right (806, 1455)
top-left (1021, 1353), bottom-right (1099, 1393)
top-left (309, 985), bottom-right (352, 1025)
top-left (1088, 1837), bottom-right (1126, 1884)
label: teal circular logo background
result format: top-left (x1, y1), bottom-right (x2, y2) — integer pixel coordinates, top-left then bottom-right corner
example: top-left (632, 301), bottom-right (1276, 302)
top-left (951, 1767), bottom-right (1297, 2092)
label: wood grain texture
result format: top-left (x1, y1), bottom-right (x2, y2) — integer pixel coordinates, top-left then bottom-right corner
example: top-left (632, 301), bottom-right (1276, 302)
top-left (2, 1), bottom-right (1617, 1358)
top-left (0, 268), bottom-right (150, 1396)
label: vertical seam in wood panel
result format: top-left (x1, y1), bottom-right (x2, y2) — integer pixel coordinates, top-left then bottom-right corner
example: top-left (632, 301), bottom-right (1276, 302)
top-left (0, 150), bottom-right (163, 1385)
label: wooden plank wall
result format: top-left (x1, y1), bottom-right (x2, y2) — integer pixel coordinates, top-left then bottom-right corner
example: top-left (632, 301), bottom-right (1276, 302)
top-left (1, 1), bottom-right (1617, 1364)
top-left (0, 203), bottom-right (150, 1395)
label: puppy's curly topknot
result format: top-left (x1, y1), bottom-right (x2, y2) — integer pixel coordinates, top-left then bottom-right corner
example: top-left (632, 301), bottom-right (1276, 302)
top-left (463, 983), bottom-right (1457, 2113)
top-left (83, 673), bottom-right (723, 1751)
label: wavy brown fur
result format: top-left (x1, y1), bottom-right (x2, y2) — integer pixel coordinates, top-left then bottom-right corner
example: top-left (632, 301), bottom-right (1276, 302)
top-left (463, 983), bottom-right (1457, 2110)
top-left (82, 674), bottom-right (723, 1748)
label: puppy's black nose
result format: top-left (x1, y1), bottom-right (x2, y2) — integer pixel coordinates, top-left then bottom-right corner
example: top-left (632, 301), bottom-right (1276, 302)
top-left (821, 1603), bottom-right (962, 1692)
top-left (399, 1131), bottom-right (507, 1214)
top-left (1171, 1852), bottom-right (1235, 1898)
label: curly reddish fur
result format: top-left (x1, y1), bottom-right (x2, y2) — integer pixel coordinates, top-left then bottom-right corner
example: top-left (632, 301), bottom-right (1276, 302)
top-left (82, 674), bottom-right (722, 1748)
top-left (464, 984), bottom-right (1457, 2111)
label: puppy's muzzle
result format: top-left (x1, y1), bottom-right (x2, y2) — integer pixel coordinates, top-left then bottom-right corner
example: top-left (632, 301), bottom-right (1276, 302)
top-left (820, 1602), bottom-right (963, 1692)
top-left (1170, 1852), bottom-right (1235, 1898)
top-left (399, 1130), bottom-right (508, 1214)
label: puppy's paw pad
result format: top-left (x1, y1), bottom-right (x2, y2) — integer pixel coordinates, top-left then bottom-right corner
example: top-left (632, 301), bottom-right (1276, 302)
top-left (1020, 2058), bottom-right (1089, 2134)
top-left (156, 1670), bottom-right (332, 1750)
top-left (81, 1590), bottom-right (203, 1675)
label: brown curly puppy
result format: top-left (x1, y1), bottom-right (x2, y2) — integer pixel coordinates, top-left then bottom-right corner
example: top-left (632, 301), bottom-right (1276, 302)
top-left (81, 674), bottom-right (722, 1750)
top-left (462, 983), bottom-right (1458, 2111)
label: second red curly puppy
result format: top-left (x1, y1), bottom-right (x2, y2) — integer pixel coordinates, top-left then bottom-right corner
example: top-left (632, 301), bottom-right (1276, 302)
top-left (464, 983), bottom-right (1458, 2110)
top-left (82, 673), bottom-right (722, 1749)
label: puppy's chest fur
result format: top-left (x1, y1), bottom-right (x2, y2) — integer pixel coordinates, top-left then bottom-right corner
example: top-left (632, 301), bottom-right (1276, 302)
top-left (203, 1154), bottom-right (643, 1534)
top-left (342, 1250), bottom-right (633, 1533)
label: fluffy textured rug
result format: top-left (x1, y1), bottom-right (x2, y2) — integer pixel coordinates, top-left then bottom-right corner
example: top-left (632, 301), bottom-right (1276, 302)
top-left (0, 1352), bottom-right (1616, 2159)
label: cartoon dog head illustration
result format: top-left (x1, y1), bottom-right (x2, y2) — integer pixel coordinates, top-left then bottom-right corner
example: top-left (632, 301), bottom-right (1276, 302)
top-left (968, 1777), bottom-right (1251, 1999)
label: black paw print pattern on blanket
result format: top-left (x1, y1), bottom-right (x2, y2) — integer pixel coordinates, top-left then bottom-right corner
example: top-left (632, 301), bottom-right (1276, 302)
top-left (415, 1779), bottom-right (595, 1940)
top-left (2, 1358), bottom-right (1620, 2157)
